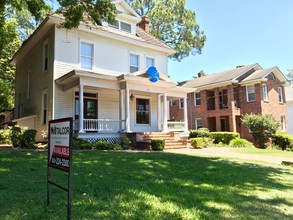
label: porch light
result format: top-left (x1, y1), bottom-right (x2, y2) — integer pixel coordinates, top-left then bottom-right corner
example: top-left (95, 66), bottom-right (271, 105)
top-left (130, 93), bottom-right (135, 101)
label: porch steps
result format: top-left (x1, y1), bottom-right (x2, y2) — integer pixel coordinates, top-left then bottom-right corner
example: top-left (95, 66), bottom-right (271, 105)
top-left (136, 132), bottom-right (189, 149)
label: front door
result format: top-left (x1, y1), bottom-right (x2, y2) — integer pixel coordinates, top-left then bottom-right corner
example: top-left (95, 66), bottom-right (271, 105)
top-left (75, 97), bottom-right (98, 119)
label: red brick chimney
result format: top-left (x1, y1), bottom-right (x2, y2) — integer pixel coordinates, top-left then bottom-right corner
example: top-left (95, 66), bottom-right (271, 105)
top-left (198, 70), bottom-right (205, 78)
top-left (138, 16), bottom-right (150, 33)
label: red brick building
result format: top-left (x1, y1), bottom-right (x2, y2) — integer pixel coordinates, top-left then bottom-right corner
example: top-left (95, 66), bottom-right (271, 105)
top-left (170, 63), bottom-right (289, 140)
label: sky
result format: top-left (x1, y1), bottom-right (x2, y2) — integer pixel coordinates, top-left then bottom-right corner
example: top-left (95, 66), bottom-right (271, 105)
top-left (168, 0), bottom-right (293, 82)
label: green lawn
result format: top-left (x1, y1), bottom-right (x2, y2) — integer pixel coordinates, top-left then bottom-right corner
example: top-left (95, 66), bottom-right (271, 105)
top-left (0, 150), bottom-right (293, 219)
top-left (231, 147), bottom-right (293, 158)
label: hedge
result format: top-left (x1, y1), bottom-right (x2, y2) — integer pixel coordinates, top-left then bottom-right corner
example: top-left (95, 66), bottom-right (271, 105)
top-left (189, 128), bottom-right (210, 138)
top-left (151, 139), bottom-right (165, 151)
top-left (210, 132), bottom-right (240, 145)
top-left (190, 138), bottom-right (205, 149)
top-left (272, 132), bottom-right (293, 151)
top-left (229, 138), bottom-right (254, 148)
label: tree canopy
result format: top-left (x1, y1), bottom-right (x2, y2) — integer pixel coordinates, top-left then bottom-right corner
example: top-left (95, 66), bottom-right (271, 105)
top-left (127, 0), bottom-right (206, 61)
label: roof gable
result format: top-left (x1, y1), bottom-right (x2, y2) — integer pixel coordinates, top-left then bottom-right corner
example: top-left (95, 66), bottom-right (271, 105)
top-left (113, 0), bottom-right (141, 21)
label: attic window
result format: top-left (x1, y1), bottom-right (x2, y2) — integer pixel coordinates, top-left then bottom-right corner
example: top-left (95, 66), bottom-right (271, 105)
top-left (109, 20), bottom-right (132, 33)
top-left (267, 73), bottom-right (276, 80)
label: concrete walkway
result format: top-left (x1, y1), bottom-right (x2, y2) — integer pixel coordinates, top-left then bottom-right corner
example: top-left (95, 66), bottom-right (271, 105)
top-left (164, 147), bottom-right (293, 165)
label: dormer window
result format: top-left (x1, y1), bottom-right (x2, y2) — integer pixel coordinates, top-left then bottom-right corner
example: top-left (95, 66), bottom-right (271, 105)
top-left (109, 20), bottom-right (132, 33)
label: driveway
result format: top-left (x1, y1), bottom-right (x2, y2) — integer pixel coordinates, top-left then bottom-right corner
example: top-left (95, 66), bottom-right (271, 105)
top-left (164, 147), bottom-right (293, 165)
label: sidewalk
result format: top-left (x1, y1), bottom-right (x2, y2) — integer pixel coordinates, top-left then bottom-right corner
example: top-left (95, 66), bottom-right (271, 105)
top-left (164, 147), bottom-right (293, 165)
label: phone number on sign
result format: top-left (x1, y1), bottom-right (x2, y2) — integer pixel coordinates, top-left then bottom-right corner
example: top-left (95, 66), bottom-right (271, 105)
top-left (51, 157), bottom-right (69, 168)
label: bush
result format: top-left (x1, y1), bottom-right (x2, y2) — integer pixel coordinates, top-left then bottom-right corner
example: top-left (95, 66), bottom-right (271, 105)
top-left (229, 138), bottom-right (254, 148)
top-left (92, 139), bottom-right (112, 150)
top-left (189, 128), bottom-right (210, 138)
top-left (210, 132), bottom-right (240, 145)
top-left (121, 137), bottom-right (132, 150)
top-left (272, 132), bottom-right (293, 151)
top-left (11, 126), bottom-right (37, 148)
top-left (72, 137), bottom-right (93, 150)
top-left (0, 128), bottom-right (12, 144)
top-left (242, 114), bottom-right (280, 148)
top-left (151, 139), bottom-right (165, 151)
top-left (190, 138), bottom-right (205, 149)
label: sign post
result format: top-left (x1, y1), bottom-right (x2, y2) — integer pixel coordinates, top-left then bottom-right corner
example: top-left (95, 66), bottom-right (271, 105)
top-left (47, 117), bottom-right (73, 220)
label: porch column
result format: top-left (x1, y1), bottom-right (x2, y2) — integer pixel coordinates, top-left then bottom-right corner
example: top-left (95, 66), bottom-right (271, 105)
top-left (119, 90), bottom-right (123, 132)
top-left (125, 87), bottom-right (131, 132)
top-left (79, 84), bottom-right (85, 133)
top-left (163, 93), bottom-right (168, 132)
top-left (183, 96), bottom-right (188, 132)
top-left (157, 94), bottom-right (161, 131)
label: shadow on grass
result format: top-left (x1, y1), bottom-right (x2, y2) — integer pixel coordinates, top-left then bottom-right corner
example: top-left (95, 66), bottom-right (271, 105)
top-left (0, 150), bottom-right (293, 219)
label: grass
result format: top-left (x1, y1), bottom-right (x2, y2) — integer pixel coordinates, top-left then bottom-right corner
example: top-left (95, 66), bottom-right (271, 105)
top-left (0, 149), bottom-right (293, 219)
top-left (231, 147), bottom-right (293, 158)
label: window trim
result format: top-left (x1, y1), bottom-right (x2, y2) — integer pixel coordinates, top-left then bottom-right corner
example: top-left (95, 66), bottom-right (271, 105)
top-left (80, 41), bottom-right (94, 70)
top-left (262, 84), bottom-right (268, 102)
top-left (194, 92), bottom-right (201, 106)
top-left (278, 87), bottom-right (284, 103)
top-left (129, 52), bottom-right (140, 73)
top-left (195, 118), bottom-right (202, 129)
top-left (43, 40), bottom-right (49, 72)
top-left (246, 85), bottom-right (256, 102)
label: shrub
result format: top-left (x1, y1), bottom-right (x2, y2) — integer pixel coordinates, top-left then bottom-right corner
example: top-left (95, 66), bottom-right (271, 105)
top-left (229, 138), bottom-right (254, 148)
top-left (189, 128), bottom-right (210, 138)
top-left (121, 137), bottom-right (132, 149)
top-left (0, 128), bottom-right (12, 144)
top-left (190, 138), bottom-right (205, 149)
top-left (210, 132), bottom-right (240, 145)
top-left (92, 139), bottom-right (112, 150)
top-left (242, 114), bottom-right (280, 148)
top-left (112, 143), bottom-right (122, 150)
top-left (272, 132), bottom-right (293, 151)
top-left (11, 126), bottom-right (24, 148)
top-left (151, 139), bottom-right (165, 151)
top-left (10, 126), bottom-right (37, 148)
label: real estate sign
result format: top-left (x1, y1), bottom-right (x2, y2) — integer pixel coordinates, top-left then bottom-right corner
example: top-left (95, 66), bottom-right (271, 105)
top-left (48, 118), bottom-right (72, 172)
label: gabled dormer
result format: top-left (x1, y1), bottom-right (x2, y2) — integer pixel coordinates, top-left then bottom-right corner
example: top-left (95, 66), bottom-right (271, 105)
top-left (103, 0), bottom-right (141, 35)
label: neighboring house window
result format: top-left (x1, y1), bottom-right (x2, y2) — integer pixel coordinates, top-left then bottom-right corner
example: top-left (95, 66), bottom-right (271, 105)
top-left (246, 85), bottom-right (256, 102)
top-left (136, 98), bottom-right (150, 124)
top-left (179, 98), bottom-right (184, 109)
top-left (43, 40), bottom-right (49, 72)
top-left (278, 87), bottom-right (283, 103)
top-left (280, 116), bottom-right (286, 131)
top-left (262, 84), bottom-right (268, 101)
top-left (130, 53), bottom-right (139, 73)
top-left (194, 92), bottom-right (201, 106)
top-left (80, 42), bottom-right (93, 70)
top-left (195, 118), bottom-right (202, 129)
top-left (146, 57), bottom-right (154, 68)
top-left (27, 71), bottom-right (31, 100)
top-left (170, 100), bottom-right (176, 106)
top-left (42, 91), bottom-right (48, 124)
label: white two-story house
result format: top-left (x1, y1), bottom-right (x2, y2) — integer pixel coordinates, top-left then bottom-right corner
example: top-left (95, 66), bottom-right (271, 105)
top-left (11, 0), bottom-right (193, 143)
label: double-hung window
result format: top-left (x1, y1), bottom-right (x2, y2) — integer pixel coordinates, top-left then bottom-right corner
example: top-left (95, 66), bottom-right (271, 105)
top-left (246, 85), bottom-right (256, 102)
top-left (280, 116), bottom-right (286, 131)
top-left (80, 42), bottom-right (93, 70)
top-left (179, 98), bottom-right (184, 109)
top-left (278, 87), bottom-right (284, 103)
top-left (195, 118), bottom-right (202, 129)
top-left (130, 53), bottom-right (139, 73)
top-left (146, 57), bottom-right (154, 68)
top-left (262, 84), bottom-right (268, 101)
top-left (194, 92), bottom-right (201, 106)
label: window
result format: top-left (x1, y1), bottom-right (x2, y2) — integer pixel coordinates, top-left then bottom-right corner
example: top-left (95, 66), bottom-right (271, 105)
top-left (130, 53), bottom-right (139, 73)
top-left (179, 98), bottom-right (184, 109)
top-left (194, 92), bottom-right (201, 106)
top-left (136, 98), bottom-right (150, 124)
top-left (75, 92), bottom-right (98, 119)
top-left (146, 57), bottom-right (154, 68)
top-left (280, 116), bottom-right (286, 131)
top-left (170, 100), bottom-right (176, 106)
top-left (109, 21), bottom-right (132, 33)
top-left (80, 42), bottom-right (93, 70)
top-left (195, 118), bottom-right (202, 129)
top-left (42, 92), bottom-right (48, 124)
top-left (27, 71), bottom-right (31, 100)
top-left (278, 87), bottom-right (283, 103)
top-left (246, 85), bottom-right (256, 102)
top-left (262, 84), bottom-right (268, 101)
top-left (43, 41), bottom-right (49, 72)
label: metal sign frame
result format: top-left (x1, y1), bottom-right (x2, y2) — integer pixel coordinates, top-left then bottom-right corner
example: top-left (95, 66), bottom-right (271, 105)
top-left (47, 117), bottom-right (73, 220)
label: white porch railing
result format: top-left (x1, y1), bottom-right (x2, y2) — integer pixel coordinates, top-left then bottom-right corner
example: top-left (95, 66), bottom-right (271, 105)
top-left (74, 119), bottom-right (125, 133)
top-left (167, 121), bottom-right (185, 131)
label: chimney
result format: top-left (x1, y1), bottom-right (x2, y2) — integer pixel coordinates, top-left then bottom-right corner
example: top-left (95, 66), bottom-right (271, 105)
top-left (198, 70), bottom-right (205, 78)
top-left (138, 16), bottom-right (150, 33)
top-left (236, 65), bottom-right (244, 68)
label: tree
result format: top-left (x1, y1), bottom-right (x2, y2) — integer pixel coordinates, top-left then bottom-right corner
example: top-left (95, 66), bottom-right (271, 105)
top-left (242, 114), bottom-right (280, 148)
top-left (286, 69), bottom-right (293, 82)
top-left (126, 0), bottom-right (206, 61)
